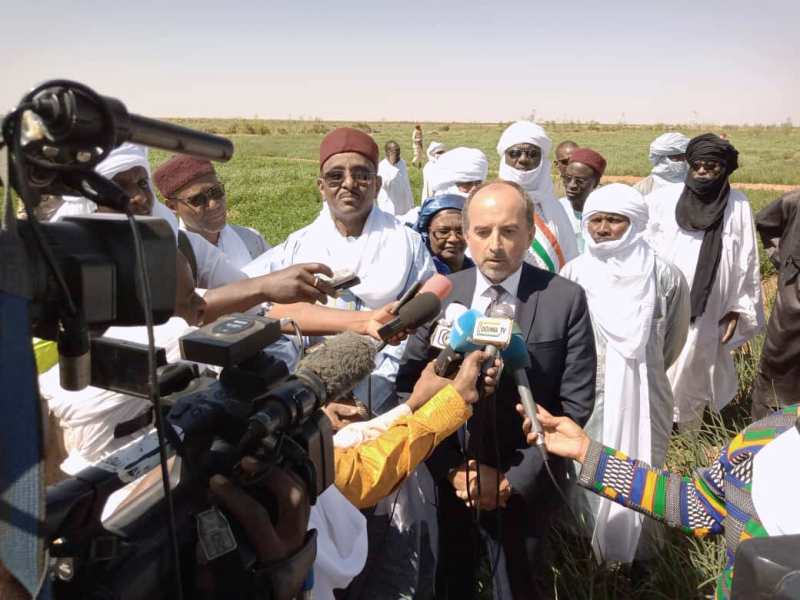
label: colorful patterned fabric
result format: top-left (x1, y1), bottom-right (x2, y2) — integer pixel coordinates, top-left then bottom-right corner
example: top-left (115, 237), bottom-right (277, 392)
top-left (579, 404), bottom-right (800, 600)
top-left (531, 212), bottom-right (566, 272)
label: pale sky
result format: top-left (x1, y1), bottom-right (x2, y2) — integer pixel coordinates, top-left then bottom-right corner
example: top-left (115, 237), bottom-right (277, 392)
top-left (3, 0), bottom-right (799, 125)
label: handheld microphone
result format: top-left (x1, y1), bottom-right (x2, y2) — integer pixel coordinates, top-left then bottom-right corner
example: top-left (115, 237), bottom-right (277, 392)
top-left (433, 308), bottom-right (482, 376)
top-left (502, 331), bottom-right (548, 461)
top-left (376, 292), bottom-right (442, 348)
top-left (472, 303), bottom-right (516, 384)
top-left (430, 302), bottom-right (469, 350)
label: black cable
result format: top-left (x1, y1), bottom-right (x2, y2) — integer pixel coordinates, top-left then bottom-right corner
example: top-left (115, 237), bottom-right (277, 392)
top-left (126, 212), bottom-right (183, 600)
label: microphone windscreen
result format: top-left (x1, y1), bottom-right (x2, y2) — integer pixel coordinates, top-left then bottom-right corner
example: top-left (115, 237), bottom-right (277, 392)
top-left (397, 292), bottom-right (442, 329)
top-left (419, 274), bottom-right (453, 302)
top-left (444, 302), bottom-right (469, 324)
top-left (449, 309), bottom-right (482, 353)
top-left (501, 332), bottom-right (531, 371)
top-left (297, 332), bottom-right (377, 401)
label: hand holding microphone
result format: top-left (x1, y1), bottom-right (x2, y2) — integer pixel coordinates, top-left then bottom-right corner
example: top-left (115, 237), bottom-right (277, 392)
top-left (375, 274), bottom-right (453, 350)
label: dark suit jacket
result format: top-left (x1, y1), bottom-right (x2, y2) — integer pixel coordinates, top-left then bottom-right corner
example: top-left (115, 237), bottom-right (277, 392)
top-left (395, 262), bottom-right (596, 502)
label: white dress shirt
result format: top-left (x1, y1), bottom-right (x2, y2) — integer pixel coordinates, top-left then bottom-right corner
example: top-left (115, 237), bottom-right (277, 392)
top-left (470, 264), bottom-right (523, 315)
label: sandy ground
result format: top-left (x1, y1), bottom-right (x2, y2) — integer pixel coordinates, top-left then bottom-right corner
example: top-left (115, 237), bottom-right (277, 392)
top-left (604, 175), bottom-right (797, 192)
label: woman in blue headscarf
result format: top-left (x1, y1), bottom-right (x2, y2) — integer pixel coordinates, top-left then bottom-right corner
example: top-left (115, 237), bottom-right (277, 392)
top-left (413, 194), bottom-right (474, 275)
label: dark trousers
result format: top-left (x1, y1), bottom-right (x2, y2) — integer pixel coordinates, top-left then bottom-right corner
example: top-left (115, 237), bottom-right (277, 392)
top-left (435, 484), bottom-right (553, 600)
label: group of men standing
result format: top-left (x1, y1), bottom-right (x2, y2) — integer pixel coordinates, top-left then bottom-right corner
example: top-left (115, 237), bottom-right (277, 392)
top-left (36, 117), bottom-right (799, 600)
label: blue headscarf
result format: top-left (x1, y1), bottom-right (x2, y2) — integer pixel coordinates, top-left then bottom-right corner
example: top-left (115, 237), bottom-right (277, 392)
top-left (412, 194), bottom-right (472, 274)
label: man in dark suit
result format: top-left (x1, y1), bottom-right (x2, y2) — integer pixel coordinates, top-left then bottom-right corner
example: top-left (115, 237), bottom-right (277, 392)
top-left (396, 180), bottom-right (597, 600)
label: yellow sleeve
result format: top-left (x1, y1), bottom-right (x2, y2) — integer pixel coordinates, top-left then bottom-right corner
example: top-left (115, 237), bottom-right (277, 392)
top-left (334, 384), bottom-right (471, 509)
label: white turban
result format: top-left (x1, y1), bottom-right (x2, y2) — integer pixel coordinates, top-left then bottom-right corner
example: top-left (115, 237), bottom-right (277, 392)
top-left (648, 132), bottom-right (690, 184)
top-left (574, 182), bottom-right (656, 563)
top-left (426, 141), bottom-right (447, 162)
top-left (52, 143), bottom-right (179, 242)
top-left (430, 147), bottom-right (488, 197)
top-left (496, 121), bottom-right (555, 202)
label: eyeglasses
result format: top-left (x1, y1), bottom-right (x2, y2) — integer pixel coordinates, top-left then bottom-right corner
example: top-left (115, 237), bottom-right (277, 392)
top-left (430, 227), bottom-right (464, 241)
top-left (322, 168), bottom-right (377, 188)
top-left (175, 183), bottom-right (225, 209)
top-left (507, 147), bottom-right (541, 160)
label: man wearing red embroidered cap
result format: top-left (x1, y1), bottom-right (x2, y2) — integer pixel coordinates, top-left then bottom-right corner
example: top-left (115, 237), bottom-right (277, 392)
top-left (558, 147), bottom-right (607, 254)
top-left (244, 127), bottom-right (436, 597)
top-left (154, 155), bottom-right (269, 269)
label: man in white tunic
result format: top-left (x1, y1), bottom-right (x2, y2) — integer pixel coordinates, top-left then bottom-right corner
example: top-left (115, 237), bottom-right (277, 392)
top-left (153, 155), bottom-right (269, 269)
top-left (647, 134), bottom-right (765, 428)
top-left (376, 140), bottom-right (415, 216)
top-left (561, 184), bottom-right (690, 562)
top-left (497, 121), bottom-right (578, 271)
top-left (634, 132), bottom-right (690, 197)
top-left (420, 141), bottom-right (447, 201)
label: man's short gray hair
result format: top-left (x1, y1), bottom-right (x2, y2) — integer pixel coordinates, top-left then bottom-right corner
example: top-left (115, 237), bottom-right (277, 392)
top-left (462, 180), bottom-right (535, 230)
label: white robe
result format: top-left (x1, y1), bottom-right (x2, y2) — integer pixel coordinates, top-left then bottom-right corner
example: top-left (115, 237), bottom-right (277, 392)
top-left (558, 196), bottom-right (584, 254)
top-left (647, 183), bottom-right (765, 423)
top-left (377, 158), bottom-right (415, 216)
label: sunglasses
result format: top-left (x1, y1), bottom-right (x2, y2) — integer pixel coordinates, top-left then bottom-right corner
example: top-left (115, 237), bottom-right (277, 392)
top-left (322, 168), bottom-right (377, 188)
top-left (690, 160), bottom-right (724, 172)
top-left (176, 183), bottom-right (225, 209)
top-left (507, 147), bottom-right (541, 160)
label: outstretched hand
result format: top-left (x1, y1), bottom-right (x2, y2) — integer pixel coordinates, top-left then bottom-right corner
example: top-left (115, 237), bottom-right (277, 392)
top-left (259, 263), bottom-right (334, 305)
top-left (363, 301), bottom-right (408, 345)
top-left (515, 403), bottom-right (591, 463)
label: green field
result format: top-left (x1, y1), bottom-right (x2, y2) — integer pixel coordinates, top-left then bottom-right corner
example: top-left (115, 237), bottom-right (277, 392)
top-left (152, 121), bottom-right (793, 600)
top-left (152, 120), bottom-right (799, 250)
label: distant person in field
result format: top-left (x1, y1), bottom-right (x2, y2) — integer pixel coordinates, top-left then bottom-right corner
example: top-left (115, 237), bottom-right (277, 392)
top-left (560, 184), bottom-right (690, 563)
top-left (153, 155), bottom-right (269, 269)
top-left (376, 140), bottom-right (415, 216)
top-left (634, 132), bottom-right (690, 197)
top-left (420, 140), bottom-right (447, 201)
top-left (558, 148), bottom-right (606, 254)
top-left (412, 123), bottom-right (424, 167)
top-left (647, 134), bottom-right (765, 429)
top-left (497, 121), bottom-right (577, 272)
top-left (552, 139), bottom-right (579, 198)
top-left (751, 190), bottom-right (800, 418)
top-left (413, 194), bottom-right (474, 275)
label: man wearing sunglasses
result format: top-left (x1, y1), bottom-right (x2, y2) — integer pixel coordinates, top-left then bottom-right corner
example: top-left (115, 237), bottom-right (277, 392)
top-left (558, 148), bottom-right (607, 255)
top-left (647, 133), bottom-right (765, 431)
top-left (154, 155), bottom-right (269, 270)
top-left (497, 121), bottom-right (578, 272)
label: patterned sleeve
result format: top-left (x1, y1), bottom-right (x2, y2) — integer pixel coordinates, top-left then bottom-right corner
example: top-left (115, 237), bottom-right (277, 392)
top-left (578, 440), bottom-right (726, 537)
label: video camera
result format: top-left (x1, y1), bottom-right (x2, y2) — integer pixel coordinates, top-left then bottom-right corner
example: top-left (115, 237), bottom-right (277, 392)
top-left (0, 80), bottom-right (358, 599)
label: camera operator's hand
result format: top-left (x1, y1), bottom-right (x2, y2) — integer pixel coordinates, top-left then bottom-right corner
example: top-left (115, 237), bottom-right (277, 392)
top-left (259, 263), bottom-right (335, 305)
top-left (323, 400), bottom-right (366, 431)
top-left (209, 457), bottom-right (310, 564)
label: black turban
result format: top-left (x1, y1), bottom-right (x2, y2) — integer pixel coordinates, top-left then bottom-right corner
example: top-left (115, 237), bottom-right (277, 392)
top-left (676, 133), bottom-right (739, 322)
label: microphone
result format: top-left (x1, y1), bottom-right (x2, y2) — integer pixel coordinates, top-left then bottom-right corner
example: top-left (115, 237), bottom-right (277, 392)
top-left (433, 308), bottom-right (482, 376)
top-left (26, 81), bottom-right (234, 162)
top-left (242, 331), bottom-right (377, 449)
top-left (472, 302), bottom-right (516, 381)
top-left (430, 302), bottom-right (469, 350)
top-left (501, 330), bottom-right (548, 461)
top-left (376, 292), bottom-right (442, 348)
top-left (418, 273), bottom-right (454, 302)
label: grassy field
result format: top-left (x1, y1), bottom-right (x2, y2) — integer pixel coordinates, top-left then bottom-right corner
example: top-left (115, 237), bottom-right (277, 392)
top-left (147, 121), bottom-right (795, 600)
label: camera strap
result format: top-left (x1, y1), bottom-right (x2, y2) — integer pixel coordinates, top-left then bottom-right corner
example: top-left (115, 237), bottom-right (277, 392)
top-left (0, 146), bottom-right (50, 598)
